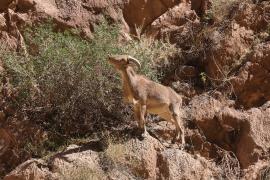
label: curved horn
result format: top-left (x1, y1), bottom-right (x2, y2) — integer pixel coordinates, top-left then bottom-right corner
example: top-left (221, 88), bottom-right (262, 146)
top-left (127, 56), bottom-right (141, 69)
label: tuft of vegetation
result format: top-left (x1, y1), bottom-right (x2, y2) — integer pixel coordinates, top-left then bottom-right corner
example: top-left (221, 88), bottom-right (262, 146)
top-left (105, 139), bottom-right (126, 164)
top-left (205, 0), bottom-right (239, 22)
top-left (0, 20), bottom-right (177, 157)
top-left (58, 163), bottom-right (104, 180)
top-left (260, 166), bottom-right (270, 180)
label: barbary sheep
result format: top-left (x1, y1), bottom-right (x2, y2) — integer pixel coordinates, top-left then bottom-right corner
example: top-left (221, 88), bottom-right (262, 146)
top-left (108, 55), bottom-right (185, 146)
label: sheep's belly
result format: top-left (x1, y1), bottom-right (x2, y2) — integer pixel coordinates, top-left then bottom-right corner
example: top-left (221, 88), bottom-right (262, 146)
top-left (147, 103), bottom-right (169, 115)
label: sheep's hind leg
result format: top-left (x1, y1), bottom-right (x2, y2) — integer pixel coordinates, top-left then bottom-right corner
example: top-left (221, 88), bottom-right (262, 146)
top-left (170, 104), bottom-right (185, 148)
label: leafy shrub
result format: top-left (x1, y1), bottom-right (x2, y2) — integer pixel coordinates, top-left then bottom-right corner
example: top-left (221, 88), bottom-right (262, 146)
top-left (1, 20), bottom-right (177, 154)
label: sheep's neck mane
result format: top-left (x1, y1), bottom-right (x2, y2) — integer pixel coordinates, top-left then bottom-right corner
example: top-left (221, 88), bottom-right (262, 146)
top-left (120, 66), bottom-right (137, 102)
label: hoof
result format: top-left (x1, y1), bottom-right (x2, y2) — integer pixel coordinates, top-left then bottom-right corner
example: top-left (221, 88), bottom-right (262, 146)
top-left (180, 143), bottom-right (189, 151)
top-left (138, 130), bottom-right (148, 141)
top-left (180, 144), bottom-right (185, 150)
top-left (136, 127), bottom-right (147, 140)
top-left (137, 130), bottom-right (147, 141)
top-left (171, 138), bottom-right (176, 144)
top-left (138, 135), bottom-right (144, 141)
top-left (141, 131), bottom-right (148, 138)
top-left (138, 134), bottom-right (145, 141)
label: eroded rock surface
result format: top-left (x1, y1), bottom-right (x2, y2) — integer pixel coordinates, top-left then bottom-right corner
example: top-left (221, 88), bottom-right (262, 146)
top-left (4, 134), bottom-right (222, 180)
top-left (145, 2), bottom-right (199, 41)
top-left (157, 149), bottom-right (220, 179)
top-left (187, 94), bottom-right (270, 168)
top-left (231, 42), bottom-right (270, 108)
top-left (204, 23), bottom-right (254, 80)
top-left (4, 159), bottom-right (55, 180)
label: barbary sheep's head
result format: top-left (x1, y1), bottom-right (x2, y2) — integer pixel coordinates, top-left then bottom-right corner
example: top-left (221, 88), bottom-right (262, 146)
top-left (108, 55), bottom-right (141, 70)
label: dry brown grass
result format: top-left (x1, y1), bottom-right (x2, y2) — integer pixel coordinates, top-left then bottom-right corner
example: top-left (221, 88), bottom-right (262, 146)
top-left (58, 163), bottom-right (104, 180)
top-left (217, 148), bottom-right (241, 180)
top-left (105, 138), bottom-right (127, 164)
top-left (207, 0), bottom-right (240, 22)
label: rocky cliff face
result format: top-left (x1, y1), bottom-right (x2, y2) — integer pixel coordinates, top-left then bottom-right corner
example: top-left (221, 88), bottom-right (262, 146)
top-left (4, 134), bottom-right (222, 180)
top-left (1, 0), bottom-right (270, 179)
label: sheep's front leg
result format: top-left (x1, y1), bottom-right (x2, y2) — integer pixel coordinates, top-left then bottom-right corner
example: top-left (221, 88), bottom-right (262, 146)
top-left (134, 104), bottom-right (140, 122)
top-left (139, 104), bottom-right (147, 138)
top-left (123, 88), bottom-right (131, 104)
top-left (133, 103), bottom-right (147, 139)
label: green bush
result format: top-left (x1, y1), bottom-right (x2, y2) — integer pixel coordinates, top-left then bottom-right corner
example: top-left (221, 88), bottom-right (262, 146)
top-left (1, 20), bottom-right (177, 152)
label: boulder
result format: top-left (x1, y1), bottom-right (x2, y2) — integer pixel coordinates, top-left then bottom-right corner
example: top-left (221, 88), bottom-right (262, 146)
top-left (0, 118), bottom-right (47, 178)
top-left (231, 42), bottom-right (270, 108)
top-left (4, 159), bottom-right (55, 180)
top-left (236, 104), bottom-right (270, 168)
top-left (157, 149), bottom-right (221, 179)
top-left (188, 94), bottom-right (224, 145)
top-left (123, 133), bottom-right (163, 179)
top-left (242, 160), bottom-right (270, 180)
top-left (123, 0), bottom-right (181, 35)
top-left (188, 94), bottom-right (270, 168)
top-left (4, 134), bottom-right (164, 179)
top-left (0, 0), bottom-right (14, 12)
top-left (204, 23), bottom-right (254, 80)
top-left (145, 2), bottom-right (199, 41)
top-left (232, 2), bottom-right (270, 32)
top-left (51, 144), bottom-right (105, 179)
top-left (4, 133), bottom-right (224, 179)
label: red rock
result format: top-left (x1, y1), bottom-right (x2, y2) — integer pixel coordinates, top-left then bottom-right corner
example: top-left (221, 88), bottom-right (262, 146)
top-left (157, 149), bottom-right (221, 179)
top-left (231, 42), bottom-right (270, 108)
top-left (4, 159), bottom-right (55, 180)
top-left (123, 0), bottom-right (181, 35)
top-left (0, 0), bottom-right (14, 12)
top-left (189, 94), bottom-right (270, 168)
